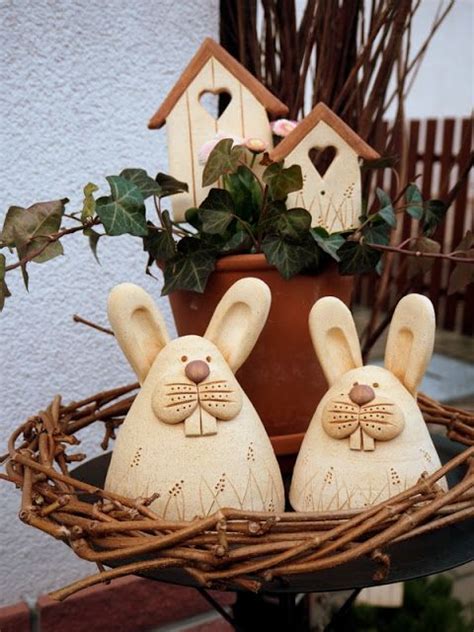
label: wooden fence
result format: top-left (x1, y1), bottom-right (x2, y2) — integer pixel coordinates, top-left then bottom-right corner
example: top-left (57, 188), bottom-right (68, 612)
top-left (354, 117), bottom-right (473, 336)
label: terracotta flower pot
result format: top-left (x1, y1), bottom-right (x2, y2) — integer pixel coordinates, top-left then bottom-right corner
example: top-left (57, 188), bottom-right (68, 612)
top-left (167, 254), bottom-right (353, 463)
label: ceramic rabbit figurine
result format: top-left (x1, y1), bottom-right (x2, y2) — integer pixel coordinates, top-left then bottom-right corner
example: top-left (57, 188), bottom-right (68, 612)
top-left (104, 278), bottom-right (284, 520)
top-left (290, 294), bottom-right (446, 512)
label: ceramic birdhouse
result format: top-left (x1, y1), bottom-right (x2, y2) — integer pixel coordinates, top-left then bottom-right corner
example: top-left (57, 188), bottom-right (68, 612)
top-left (148, 38), bottom-right (288, 220)
top-left (269, 102), bottom-right (380, 232)
top-left (104, 278), bottom-right (284, 520)
top-left (290, 294), bottom-right (447, 512)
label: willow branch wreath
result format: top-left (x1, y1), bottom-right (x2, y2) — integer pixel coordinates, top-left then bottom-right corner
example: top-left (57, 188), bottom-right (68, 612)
top-left (1, 383), bottom-right (473, 601)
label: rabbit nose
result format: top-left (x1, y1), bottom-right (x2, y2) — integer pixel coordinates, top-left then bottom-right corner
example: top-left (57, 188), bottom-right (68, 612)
top-left (185, 360), bottom-right (210, 384)
top-left (349, 384), bottom-right (375, 406)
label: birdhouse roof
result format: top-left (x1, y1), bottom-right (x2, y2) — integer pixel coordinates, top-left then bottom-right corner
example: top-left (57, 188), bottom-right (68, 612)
top-left (269, 102), bottom-right (380, 162)
top-left (148, 38), bottom-right (289, 129)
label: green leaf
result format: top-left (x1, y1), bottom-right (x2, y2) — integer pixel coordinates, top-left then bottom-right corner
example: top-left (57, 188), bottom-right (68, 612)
top-left (162, 239), bottom-right (216, 294)
top-left (184, 207), bottom-right (202, 229)
top-left (262, 162), bottom-right (303, 200)
top-left (337, 241), bottom-right (380, 275)
top-left (407, 236), bottom-right (441, 278)
top-left (200, 188), bottom-right (234, 214)
top-left (201, 139), bottom-right (244, 187)
top-left (225, 166), bottom-right (262, 222)
top-left (261, 234), bottom-right (319, 279)
top-left (423, 199), bottom-right (447, 236)
top-left (363, 221), bottom-right (391, 246)
top-left (376, 188), bottom-right (396, 228)
top-left (220, 230), bottom-right (253, 254)
top-left (80, 183), bottom-right (99, 222)
top-left (406, 183), bottom-right (423, 220)
top-left (120, 168), bottom-right (162, 199)
top-left (273, 208), bottom-right (312, 239)
top-left (155, 173), bottom-right (189, 198)
top-left (84, 228), bottom-right (101, 262)
top-left (143, 226), bottom-right (176, 263)
top-left (199, 189), bottom-right (235, 235)
top-left (199, 209), bottom-right (234, 235)
top-left (448, 249), bottom-right (474, 295)
top-left (0, 253), bottom-right (11, 311)
top-left (311, 227), bottom-right (346, 261)
top-left (96, 176), bottom-right (147, 236)
top-left (1, 200), bottom-right (65, 264)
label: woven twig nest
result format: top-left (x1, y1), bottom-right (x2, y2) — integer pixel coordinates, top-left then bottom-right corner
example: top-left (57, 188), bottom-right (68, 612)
top-left (2, 384), bottom-right (473, 601)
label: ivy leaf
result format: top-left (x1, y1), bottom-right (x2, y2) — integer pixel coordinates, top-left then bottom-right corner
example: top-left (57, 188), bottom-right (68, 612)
top-left (198, 189), bottom-right (235, 235)
top-left (84, 228), bottom-right (101, 262)
top-left (261, 234), bottom-right (319, 279)
top-left (220, 230), bottom-right (253, 254)
top-left (0, 253), bottom-right (11, 311)
top-left (162, 238), bottom-right (216, 294)
top-left (337, 240), bottom-right (380, 275)
top-left (80, 183), bottom-right (99, 222)
top-left (143, 228), bottom-right (176, 276)
top-left (363, 221), bottom-right (391, 246)
top-left (120, 168), bottom-right (162, 199)
top-left (200, 188), bottom-right (234, 214)
top-left (96, 176), bottom-right (147, 236)
top-left (423, 199), bottom-right (447, 236)
top-left (199, 209), bottom-right (234, 235)
top-left (184, 207), bottom-right (202, 230)
top-left (376, 188), bottom-right (396, 228)
top-left (447, 232), bottom-right (474, 295)
top-left (1, 200), bottom-right (65, 263)
top-left (273, 208), bottom-right (312, 239)
top-left (202, 139), bottom-right (244, 187)
top-left (448, 250), bottom-right (474, 295)
top-left (406, 183), bottom-right (423, 220)
top-left (311, 227), bottom-right (346, 261)
top-left (225, 166), bottom-right (262, 222)
top-left (262, 162), bottom-right (303, 200)
top-left (407, 236), bottom-right (441, 278)
top-left (155, 173), bottom-right (189, 198)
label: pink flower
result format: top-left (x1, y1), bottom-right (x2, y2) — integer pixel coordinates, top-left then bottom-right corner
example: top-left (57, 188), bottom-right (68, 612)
top-left (244, 137), bottom-right (268, 154)
top-left (198, 132), bottom-right (244, 165)
top-left (271, 119), bottom-right (298, 138)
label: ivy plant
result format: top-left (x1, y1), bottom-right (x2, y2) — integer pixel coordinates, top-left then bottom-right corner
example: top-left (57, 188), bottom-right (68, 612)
top-left (1, 137), bottom-right (470, 312)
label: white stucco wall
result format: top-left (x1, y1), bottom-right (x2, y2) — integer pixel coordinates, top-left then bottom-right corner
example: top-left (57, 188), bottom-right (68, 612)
top-left (389, 0), bottom-right (473, 119)
top-left (0, 0), bottom-right (218, 606)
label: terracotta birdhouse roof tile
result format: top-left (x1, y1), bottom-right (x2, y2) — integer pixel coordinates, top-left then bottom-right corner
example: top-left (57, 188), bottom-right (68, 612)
top-left (269, 102), bottom-right (380, 162)
top-left (148, 38), bottom-right (289, 129)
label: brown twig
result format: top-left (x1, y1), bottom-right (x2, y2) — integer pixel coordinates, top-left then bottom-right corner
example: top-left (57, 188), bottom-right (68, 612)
top-left (73, 315), bottom-right (114, 336)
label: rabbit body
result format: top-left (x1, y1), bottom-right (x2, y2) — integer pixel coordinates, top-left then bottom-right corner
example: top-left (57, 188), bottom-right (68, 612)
top-left (104, 280), bottom-right (284, 520)
top-left (290, 365), bottom-right (445, 511)
top-left (290, 294), bottom-right (447, 512)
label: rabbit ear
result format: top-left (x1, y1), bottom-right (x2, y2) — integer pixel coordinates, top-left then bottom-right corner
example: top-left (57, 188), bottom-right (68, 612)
top-left (309, 297), bottom-right (362, 386)
top-left (107, 283), bottom-right (171, 385)
top-left (204, 278), bottom-right (271, 373)
top-left (384, 294), bottom-right (435, 395)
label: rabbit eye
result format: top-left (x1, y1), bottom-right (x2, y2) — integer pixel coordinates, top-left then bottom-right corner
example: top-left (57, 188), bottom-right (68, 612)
top-left (181, 355), bottom-right (188, 362)
top-left (373, 382), bottom-right (379, 388)
top-left (353, 382), bottom-right (358, 387)
top-left (206, 356), bottom-right (212, 363)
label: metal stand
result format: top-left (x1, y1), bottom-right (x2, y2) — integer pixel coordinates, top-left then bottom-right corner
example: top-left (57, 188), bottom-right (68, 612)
top-left (195, 586), bottom-right (362, 631)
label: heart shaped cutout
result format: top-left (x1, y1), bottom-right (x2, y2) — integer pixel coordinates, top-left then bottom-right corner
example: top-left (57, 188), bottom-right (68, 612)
top-left (309, 146), bottom-right (337, 177)
top-left (199, 90), bottom-right (232, 120)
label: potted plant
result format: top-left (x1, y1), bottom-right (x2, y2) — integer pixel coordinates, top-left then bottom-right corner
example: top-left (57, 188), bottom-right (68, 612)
top-left (1, 39), bottom-right (470, 462)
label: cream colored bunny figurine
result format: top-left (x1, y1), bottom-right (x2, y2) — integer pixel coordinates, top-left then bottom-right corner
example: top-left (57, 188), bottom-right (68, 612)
top-left (104, 278), bottom-right (284, 520)
top-left (290, 294), bottom-right (447, 512)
